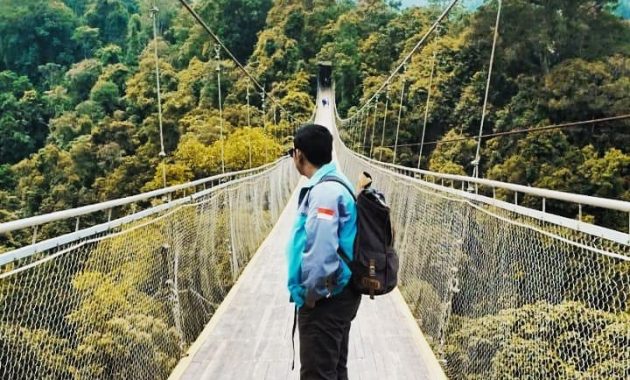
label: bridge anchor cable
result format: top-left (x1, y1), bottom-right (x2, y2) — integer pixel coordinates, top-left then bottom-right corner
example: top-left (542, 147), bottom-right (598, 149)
top-left (472, 0), bottom-right (502, 179)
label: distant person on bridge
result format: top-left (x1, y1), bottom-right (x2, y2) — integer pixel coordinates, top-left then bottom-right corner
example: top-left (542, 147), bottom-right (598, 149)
top-left (286, 124), bottom-right (361, 379)
top-left (322, 97), bottom-right (328, 107)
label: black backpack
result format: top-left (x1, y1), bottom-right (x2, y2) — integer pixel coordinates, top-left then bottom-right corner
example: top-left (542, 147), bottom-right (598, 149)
top-left (319, 173), bottom-right (399, 299)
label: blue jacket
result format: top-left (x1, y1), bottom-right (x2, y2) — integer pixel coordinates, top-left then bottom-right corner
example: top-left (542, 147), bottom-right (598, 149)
top-left (286, 162), bottom-right (357, 308)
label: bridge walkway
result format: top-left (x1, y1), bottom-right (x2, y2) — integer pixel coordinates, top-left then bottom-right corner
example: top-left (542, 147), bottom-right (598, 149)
top-left (169, 177), bottom-right (444, 379)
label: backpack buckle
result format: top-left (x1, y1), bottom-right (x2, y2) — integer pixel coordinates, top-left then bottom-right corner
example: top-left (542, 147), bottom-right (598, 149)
top-left (361, 277), bottom-right (382, 290)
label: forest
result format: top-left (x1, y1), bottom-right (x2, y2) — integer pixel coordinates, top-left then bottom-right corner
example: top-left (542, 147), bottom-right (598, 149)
top-left (0, 0), bottom-right (628, 248)
top-left (0, 0), bottom-right (629, 378)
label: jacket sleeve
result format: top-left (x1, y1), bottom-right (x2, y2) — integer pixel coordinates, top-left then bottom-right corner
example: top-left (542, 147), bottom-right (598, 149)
top-left (286, 215), bottom-right (307, 308)
top-left (301, 184), bottom-right (343, 303)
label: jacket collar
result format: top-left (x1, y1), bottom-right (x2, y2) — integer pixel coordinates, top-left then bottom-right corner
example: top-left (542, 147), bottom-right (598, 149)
top-left (304, 162), bottom-right (337, 188)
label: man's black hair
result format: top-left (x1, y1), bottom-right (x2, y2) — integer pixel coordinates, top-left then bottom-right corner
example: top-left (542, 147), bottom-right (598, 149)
top-left (294, 124), bottom-right (333, 167)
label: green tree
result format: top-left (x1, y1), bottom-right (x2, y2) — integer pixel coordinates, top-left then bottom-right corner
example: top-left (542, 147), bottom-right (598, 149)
top-left (65, 59), bottom-right (103, 104)
top-left (95, 44), bottom-right (124, 65)
top-left (13, 144), bottom-right (82, 217)
top-left (174, 0), bottom-right (272, 65)
top-left (0, 0), bottom-right (79, 81)
top-left (73, 25), bottom-right (101, 59)
top-left (428, 129), bottom-right (477, 175)
top-left (90, 80), bottom-right (121, 114)
top-left (0, 71), bottom-right (50, 164)
top-left (48, 112), bottom-right (94, 149)
top-left (125, 40), bottom-right (178, 117)
top-left (85, 0), bottom-right (132, 47)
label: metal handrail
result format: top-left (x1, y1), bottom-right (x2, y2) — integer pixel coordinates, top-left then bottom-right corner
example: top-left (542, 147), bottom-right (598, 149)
top-left (335, 115), bottom-right (630, 236)
top-left (353, 151), bottom-right (630, 213)
top-left (344, 146), bottom-right (630, 247)
top-left (0, 158), bottom-right (292, 266)
top-left (0, 159), bottom-right (284, 235)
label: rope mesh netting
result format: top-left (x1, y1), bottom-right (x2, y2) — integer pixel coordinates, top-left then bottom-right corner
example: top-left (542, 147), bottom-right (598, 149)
top-left (0, 159), bottom-right (299, 379)
top-left (1, 122), bottom-right (628, 380)
top-left (336, 140), bottom-right (630, 380)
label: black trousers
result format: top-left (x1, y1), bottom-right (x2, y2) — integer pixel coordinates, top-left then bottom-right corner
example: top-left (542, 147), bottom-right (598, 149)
top-left (298, 286), bottom-right (362, 380)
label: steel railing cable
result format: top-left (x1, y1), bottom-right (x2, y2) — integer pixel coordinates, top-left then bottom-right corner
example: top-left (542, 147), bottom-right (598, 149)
top-left (246, 80), bottom-right (251, 128)
top-left (472, 0), bottom-right (502, 179)
top-left (152, 1), bottom-right (184, 344)
top-left (358, 112), bottom-right (364, 149)
top-left (334, 140), bottom-right (630, 378)
top-left (351, 116), bottom-right (357, 148)
top-left (355, 110), bottom-right (363, 149)
top-left (366, 104), bottom-right (374, 155)
top-left (261, 90), bottom-right (270, 161)
top-left (273, 104), bottom-right (277, 125)
top-left (0, 156), bottom-right (301, 379)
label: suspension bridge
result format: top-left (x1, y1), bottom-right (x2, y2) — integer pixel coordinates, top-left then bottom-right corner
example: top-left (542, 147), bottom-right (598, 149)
top-left (1, 0), bottom-right (629, 379)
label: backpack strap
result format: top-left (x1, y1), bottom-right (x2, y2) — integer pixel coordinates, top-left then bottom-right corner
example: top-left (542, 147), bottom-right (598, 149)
top-left (317, 176), bottom-right (355, 265)
top-left (319, 176), bottom-right (356, 201)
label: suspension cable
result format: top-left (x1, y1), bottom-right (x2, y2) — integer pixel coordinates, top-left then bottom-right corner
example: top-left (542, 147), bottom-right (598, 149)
top-left (369, 114), bottom-right (630, 149)
top-left (356, 111), bottom-right (364, 148)
top-left (472, 0), bottom-right (502, 179)
top-left (347, 0), bottom-right (460, 119)
top-left (215, 45), bottom-right (226, 174)
top-left (176, 0), bottom-right (299, 125)
top-left (378, 87), bottom-right (390, 161)
top-left (246, 80), bottom-right (251, 128)
top-left (261, 90), bottom-right (270, 161)
top-left (150, 5), bottom-right (167, 188)
top-left (349, 118), bottom-right (355, 147)
top-left (362, 107), bottom-right (370, 155)
top-left (354, 118), bottom-right (359, 148)
top-left (246, 80), bottom-right (252, 168)
top-left (273, 105), bottom-right (277, 125)
top-left (369, 95), bottom-right (380, 157)
top-left (393, 77), bottom-right (407, 164)
top-left (418, 52), bottom-right (437, 169)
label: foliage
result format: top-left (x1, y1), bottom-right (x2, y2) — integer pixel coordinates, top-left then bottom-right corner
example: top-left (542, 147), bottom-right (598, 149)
top-left (65, 59), bottom-right (103, 104)
top-left (172, 0), bottom-right (271, 66)
top-left (67, 224), bottom-right (182, 379)
top-left (0, 71), bottom-right (51, 164)
top-left (444, 301), bottom-right (630, 380)
top-left (85, 0), bottom-right (132, 47)
top-left (0, 0), bottom-right (79, 81)
top-left (428, 130), bottom-right (477, 175)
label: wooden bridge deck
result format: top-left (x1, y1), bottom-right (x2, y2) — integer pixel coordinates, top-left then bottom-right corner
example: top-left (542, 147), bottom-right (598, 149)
top-left (169, 180), bottom-right (445, 380)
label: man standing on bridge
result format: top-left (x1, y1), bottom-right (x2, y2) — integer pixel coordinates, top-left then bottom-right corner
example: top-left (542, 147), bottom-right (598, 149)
top-left (286, 124), bottom-right (362, 379)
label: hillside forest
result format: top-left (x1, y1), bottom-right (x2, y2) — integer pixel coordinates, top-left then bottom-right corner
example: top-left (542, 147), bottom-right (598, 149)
top-left (0, 0), bottom-right (629, 249)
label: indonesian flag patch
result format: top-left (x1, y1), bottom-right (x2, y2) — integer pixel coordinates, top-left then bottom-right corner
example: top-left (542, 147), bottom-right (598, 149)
top-left (317, 207), bottom-right (335, 221)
